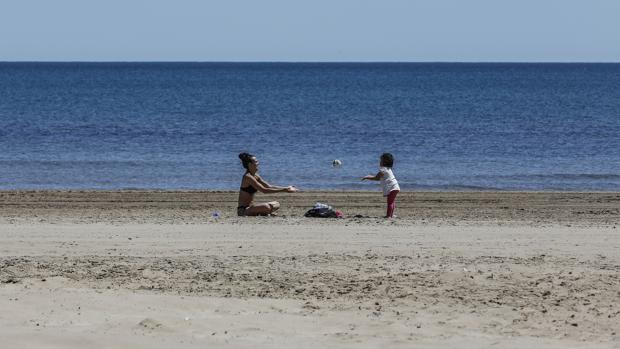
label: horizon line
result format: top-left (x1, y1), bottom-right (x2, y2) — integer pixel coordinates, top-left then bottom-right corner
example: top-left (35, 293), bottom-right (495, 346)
top-left (2, 60), bottom-right (620, 64)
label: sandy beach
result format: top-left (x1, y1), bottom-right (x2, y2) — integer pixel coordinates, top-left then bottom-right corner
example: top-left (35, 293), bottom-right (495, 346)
top-left (1, 190), bottom-right (619, 348)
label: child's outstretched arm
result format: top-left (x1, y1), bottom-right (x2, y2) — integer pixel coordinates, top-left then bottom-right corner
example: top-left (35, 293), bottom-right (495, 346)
top-left (361, 171), bottom-right (383, 181)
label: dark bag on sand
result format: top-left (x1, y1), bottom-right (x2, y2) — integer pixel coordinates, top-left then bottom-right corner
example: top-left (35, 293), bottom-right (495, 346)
top-left (304, 207), bottom-right (338, 218)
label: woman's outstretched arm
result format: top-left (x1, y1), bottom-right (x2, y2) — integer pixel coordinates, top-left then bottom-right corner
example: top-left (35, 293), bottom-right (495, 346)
top-left (256, 175), bottom-right (294, 190)
top-left (246, 175), bottom-right (297, 193)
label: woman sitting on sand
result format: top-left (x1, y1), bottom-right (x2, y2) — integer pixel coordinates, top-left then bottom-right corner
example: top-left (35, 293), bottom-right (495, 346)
top-left (237, 152), bottom-right (298, 216)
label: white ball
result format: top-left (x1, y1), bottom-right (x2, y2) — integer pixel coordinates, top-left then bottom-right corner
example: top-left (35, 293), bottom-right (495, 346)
top-left (332, 159), bottom-right (342, 167)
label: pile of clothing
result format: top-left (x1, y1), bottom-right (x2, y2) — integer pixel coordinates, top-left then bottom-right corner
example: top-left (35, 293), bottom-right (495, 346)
top-left (304, 202), bottom-right (343, 218)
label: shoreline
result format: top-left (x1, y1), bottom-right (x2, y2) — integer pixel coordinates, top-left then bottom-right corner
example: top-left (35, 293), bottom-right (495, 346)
top-left (3, 189), bottom-right (620, 193)
top-left (1, 190), bottom-right (618, 226)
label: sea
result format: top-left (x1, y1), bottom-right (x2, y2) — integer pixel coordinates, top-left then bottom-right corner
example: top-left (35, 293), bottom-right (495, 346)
top-left (1, 63), bottom-right (619, 191)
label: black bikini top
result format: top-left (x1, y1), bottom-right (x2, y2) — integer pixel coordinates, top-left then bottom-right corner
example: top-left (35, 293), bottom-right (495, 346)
top-left (240, 184), bottom-right (257, 194)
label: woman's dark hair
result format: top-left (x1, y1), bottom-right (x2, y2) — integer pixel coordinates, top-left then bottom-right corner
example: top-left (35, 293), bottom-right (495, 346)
top-left (380, 153), bottom-right (394, 167)
top-left (239, 152), bottom-right (255, 169)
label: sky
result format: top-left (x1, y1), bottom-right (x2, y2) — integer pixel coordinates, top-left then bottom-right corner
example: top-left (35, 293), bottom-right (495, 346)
top-left (1, 0), bottom-right (619, 62)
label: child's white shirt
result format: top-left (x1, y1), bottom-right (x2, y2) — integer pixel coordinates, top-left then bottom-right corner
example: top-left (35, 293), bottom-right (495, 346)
top-left (379, 167), bottom-right (400, 196)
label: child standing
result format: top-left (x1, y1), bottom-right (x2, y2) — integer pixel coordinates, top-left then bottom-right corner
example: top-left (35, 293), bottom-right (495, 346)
top-left (362, 153), bottom-right (401, 218)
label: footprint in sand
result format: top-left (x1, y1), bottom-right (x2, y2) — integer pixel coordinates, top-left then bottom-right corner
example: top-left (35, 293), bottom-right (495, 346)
top-left (136, 318), bottom-right (171, 332)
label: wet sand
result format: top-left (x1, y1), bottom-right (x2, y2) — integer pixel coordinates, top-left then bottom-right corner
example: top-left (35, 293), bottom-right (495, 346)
top-left (1, 190), bottom-right (619, 224)
top-left (0, 191), bottom-right (619, 348)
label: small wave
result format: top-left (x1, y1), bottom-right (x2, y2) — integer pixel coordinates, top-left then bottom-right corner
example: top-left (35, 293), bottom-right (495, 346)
top-left (472, 173), bottom-right (620, 181)
top-left (413, 184), bottom-right (503, 191)
top-left (542, 173), bottom-right (620, 180)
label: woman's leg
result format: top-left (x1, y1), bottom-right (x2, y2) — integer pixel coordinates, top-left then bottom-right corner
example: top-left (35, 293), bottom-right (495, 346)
top-left (244, 201), bottom-right (280, 216)
top-left (386, 190), bottom-right (399, 218)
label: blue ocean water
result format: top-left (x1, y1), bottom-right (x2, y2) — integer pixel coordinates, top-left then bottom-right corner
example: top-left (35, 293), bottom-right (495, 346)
top-left (0, 63), bottom-right (619, 191)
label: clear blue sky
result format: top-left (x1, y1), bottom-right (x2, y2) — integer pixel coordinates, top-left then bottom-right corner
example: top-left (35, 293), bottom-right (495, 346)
top-left (1, 0), bottom-right (619, 62)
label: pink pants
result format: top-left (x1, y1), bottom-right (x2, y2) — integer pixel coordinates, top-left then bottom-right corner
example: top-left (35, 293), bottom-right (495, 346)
top-left (386, 190), bottom-right (399, 218)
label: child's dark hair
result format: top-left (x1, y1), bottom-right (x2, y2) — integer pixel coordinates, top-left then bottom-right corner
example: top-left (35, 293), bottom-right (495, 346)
top-left (380, 153), bottom-right (394, 167)
top-left (239, 152), bottom-right (254, 169)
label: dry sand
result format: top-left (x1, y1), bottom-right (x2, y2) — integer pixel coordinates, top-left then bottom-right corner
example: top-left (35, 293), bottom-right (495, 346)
top-left (0, 191), bottom-right (619, 348)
